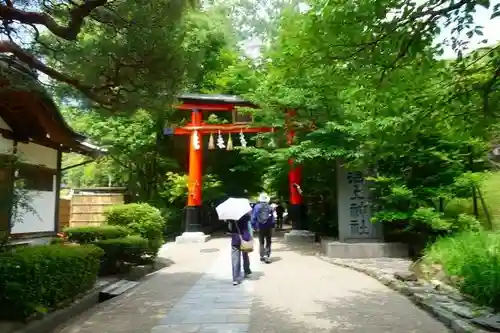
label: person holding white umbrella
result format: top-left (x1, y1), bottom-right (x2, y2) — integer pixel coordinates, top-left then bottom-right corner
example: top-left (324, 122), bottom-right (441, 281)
top-left (228, 213), bottom-right (253, 285)
top-left (216, 198), bottom-right (254, 285)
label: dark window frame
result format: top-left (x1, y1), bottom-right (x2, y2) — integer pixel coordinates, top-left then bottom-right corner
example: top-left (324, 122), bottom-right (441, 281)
top-left (17, 163), bottom-right (55, 192)
top-left (232, 109), bottom-right (253, 124)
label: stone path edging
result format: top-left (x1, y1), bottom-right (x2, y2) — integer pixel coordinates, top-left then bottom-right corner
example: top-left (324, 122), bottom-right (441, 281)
top-left (319, 256), bottom-right (494, 333)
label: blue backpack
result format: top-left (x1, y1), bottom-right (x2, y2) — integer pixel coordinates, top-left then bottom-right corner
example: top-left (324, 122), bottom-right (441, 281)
top-left (256, 203), bottom-right (271, 225)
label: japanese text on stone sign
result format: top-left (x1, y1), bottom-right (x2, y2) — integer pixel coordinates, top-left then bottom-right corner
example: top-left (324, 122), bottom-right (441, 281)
top-left (347, 171), bottom-right (370, 237)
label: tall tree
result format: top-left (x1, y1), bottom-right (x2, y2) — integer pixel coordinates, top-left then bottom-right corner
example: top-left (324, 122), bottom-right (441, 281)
top-left (247, 0), bottom-right (497, 237)
top-left (0, 0), bottom-right (197, 110)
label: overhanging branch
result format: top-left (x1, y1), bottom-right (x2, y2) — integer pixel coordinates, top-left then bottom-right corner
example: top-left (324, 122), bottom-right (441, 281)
top-left (0, 0), bottom-right (109, 40)
top-left (0, 40), bottom-right (111, 106)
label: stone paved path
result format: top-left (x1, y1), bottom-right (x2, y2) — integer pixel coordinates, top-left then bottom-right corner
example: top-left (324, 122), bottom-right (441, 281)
top-left (53, 235), bottom-right (450, 333)
top-left (151, 247), bottom-right (262, 333)
top-left (249, 240), bottom-right (449, 333)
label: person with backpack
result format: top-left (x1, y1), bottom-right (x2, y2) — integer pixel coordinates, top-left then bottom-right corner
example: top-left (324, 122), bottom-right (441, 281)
top-left (251, 193), bottom-right (275, 264)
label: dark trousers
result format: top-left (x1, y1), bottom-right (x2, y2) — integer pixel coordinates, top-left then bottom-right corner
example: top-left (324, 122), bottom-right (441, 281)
top-left (259, 227), bottom-right (272, 258)
top-left (276, 215), bottom-right (283, 229)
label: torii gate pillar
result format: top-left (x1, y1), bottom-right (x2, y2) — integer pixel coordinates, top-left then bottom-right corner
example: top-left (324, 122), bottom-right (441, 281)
top-left (185, 109), bottom-right (203, 232)
top-left (284, 109), bottom-right (315, 243)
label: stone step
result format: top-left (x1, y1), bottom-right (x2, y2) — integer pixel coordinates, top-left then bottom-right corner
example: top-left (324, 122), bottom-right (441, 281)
top-left (99, 279), bottom-right (139, 302)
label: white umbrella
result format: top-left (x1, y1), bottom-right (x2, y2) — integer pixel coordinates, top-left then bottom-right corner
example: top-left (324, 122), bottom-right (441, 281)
top-left (216, 197), bottom-right (252, 221)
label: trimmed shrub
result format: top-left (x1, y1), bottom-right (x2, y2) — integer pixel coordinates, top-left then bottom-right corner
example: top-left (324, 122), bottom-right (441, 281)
top-left (64, 225), bottom-right (130, 244)
top-left (423, 231), bottom-right (500, 309)
top-left (161, 207), bottom-right (183, 238)
top-left (105, 203), bottom-right (165, 257)
top-left (0, 244), bottom-right (104, 320)
top-left (94, 236), bottom-right (150, 274)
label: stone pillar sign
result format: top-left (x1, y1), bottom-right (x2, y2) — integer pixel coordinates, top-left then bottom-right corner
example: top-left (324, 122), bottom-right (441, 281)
top-left (337, 160), bottom-right (381, 242)
top-left (322, 160), bottom-right (407, 258)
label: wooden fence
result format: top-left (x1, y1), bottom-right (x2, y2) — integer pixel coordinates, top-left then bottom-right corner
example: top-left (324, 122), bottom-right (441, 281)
top-left (68, 193), bottom-right (124, 228)
top-left (59, 198), bottom-right (71, 231)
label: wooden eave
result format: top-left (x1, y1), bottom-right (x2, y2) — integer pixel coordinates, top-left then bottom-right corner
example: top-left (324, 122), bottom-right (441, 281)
top-left (0, 58), bottom-right (103, 157)
top-left (176, 93), bottom-right (258, 111)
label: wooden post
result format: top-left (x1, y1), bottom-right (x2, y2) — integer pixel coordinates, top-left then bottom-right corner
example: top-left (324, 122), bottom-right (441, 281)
top-left (185, 110), bottom-right (203, 232)
top-left (468, 145), bottom-right (479, 218)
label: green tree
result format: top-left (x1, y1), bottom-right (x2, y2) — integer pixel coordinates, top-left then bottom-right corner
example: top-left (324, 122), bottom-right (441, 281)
top-left (248, 1), bottom-right (497, 239)
top-left (1, 0), bottom-right (199, 110)
top-left (58, 4), bottom-right (266, 208)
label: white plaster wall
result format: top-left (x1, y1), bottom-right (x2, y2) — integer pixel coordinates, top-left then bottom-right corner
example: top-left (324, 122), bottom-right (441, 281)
top-left (17, 142), bottom-right (58, 169)
top-left (11, 175), bottom-right (56, 234)
top-left (0, 116), bottom-right (11, 130)
top-left (0, 118), bottom-right (58, 234)
top-left (336, 159), bottom-right (382, 241)
top-left (0, 135), bottom-right (13, 154)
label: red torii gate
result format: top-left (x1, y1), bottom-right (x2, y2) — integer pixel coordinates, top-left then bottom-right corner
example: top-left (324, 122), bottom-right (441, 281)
top-left (166, 94), bottom-right (305, 240)
top-left (285, 109), bottom-right (306, 231)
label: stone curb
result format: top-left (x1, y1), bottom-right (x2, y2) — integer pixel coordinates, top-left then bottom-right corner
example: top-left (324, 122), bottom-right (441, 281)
top-left (319, 257), bottom-right (491, 333)
top-left (13, 263), bottom-right (158, 333)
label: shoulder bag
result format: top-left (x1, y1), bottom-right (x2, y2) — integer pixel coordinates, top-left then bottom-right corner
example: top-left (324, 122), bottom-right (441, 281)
top-left (234, 220), bottom-right (254, 253)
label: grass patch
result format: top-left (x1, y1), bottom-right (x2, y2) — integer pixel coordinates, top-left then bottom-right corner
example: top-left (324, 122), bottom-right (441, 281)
top-left (444, 171), bottom-right (500, 229)
top-left (423, 230), bottom-right (500, 309)
top-left (480, 172), bottom-right (500, 229)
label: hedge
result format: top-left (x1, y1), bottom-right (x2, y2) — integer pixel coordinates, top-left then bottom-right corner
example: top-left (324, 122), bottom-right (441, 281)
top-left (0, 244), bottom-right (104, 320)
top-left (64, 225), bottom-right (130, 244)
top-left (104, 203), bottom-right (164, 242)
top-left (94, 236), bottom-right (150, 274)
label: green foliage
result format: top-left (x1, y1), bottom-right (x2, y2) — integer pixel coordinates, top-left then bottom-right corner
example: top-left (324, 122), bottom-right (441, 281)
top-left (160, 172), bottom-right (224, 205)
top-left (248, 0), bottom-right (500, 240)
top-left (423, 231), bottom-right (500, 309)
top-left (34, 1), bottom-right (200, 111)
top-left (39, 0), bottom-right (500, 250)
top-left (94, 236), bottom-right (151, 274)
top-left (49, 238), bottom-right (65, 245)
top-left (370, 176), bottom-right (483, 236)
top-left (0, 244), bottom-right (104, 320)
top-left (160, 208), bottom-right (184, 237)
top-left (473, 172), bottom-right (500, 228)
top-left (61, 108), bottom-right (179, 199)
top-left (455, 214), bottom-right (483, 232)
top-left (64, 225), bottom-right (130, 244)
top-left (105, 203), bottom-right (165, 245)
top-left (411, 207), bottom-right (450, 231)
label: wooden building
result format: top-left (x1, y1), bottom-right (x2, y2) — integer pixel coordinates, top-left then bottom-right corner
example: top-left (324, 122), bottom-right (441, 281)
top-left (0, 57), bottom-right (104, 243)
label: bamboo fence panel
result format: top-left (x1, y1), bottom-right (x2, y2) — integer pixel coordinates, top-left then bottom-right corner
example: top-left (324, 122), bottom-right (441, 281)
top-left (58, 198), bottom-right (71, 231)
top-left (69, 193), bottom-right (124, 227)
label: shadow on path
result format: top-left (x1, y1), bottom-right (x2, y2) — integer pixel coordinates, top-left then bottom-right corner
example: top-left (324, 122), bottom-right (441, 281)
top-left (249, 240), bottom-right (450, 333)
top-left (51, 236), bottom-right (449, 333)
